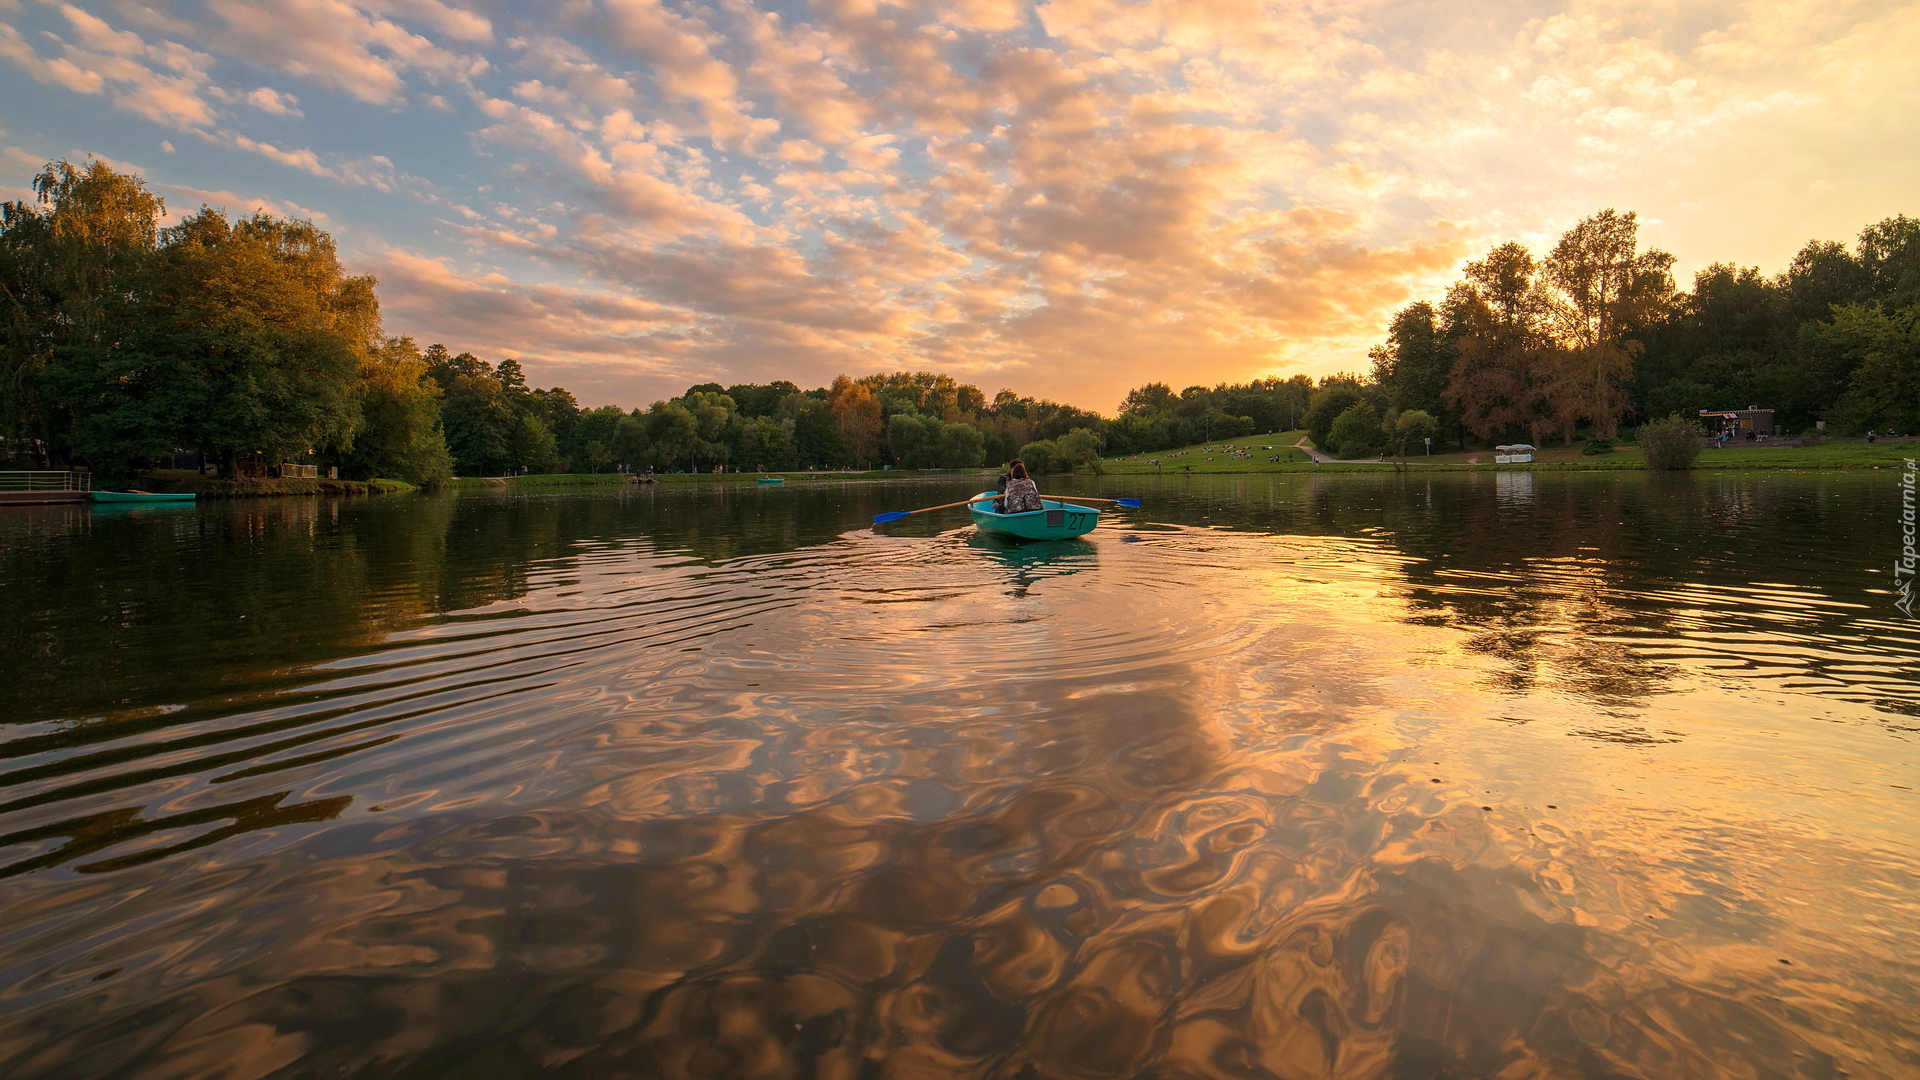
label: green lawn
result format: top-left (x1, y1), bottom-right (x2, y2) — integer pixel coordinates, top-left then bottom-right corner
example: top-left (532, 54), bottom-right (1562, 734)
top-left (1099, 433), bottom-right (1918, 473)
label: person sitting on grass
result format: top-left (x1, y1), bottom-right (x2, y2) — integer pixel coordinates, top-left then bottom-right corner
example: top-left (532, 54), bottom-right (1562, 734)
top-left (1001, 460), bottom-right (1042, 513)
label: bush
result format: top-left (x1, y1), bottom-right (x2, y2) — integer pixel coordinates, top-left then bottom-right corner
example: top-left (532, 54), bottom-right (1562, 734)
top-left (1017, 439), bottom-right (1060, 474)
top-left (1581, 437), bottom-right (1615, 455)
top-left (1328, 401), bottom-right (1383, 459)
top-left (1638, 414), bottom-right (1705, 470)
top-left (1054, 428), bottom-right (1103, 473)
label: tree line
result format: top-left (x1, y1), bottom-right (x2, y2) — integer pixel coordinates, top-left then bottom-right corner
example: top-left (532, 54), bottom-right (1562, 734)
top-left (1350, 208), bottom-right (1920, 458)
top-left (4, 161), bottom-right (1913, 483)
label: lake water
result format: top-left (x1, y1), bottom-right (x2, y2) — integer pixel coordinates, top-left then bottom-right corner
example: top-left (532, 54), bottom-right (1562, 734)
top-left (0, 472), bottom-right (1916, 1079)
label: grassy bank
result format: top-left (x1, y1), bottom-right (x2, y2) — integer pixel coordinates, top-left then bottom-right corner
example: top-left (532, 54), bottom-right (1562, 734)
top-left (1101, 434), bottom-right (1920, 474)
top-left (138, 471), bottom-right (415, 497)
top-left (447, 469), bottom-right (965, 489)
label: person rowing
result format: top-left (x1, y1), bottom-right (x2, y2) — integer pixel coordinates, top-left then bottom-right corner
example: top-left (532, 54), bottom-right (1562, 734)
top-left (1001, 459), bottom-right (1042, 513)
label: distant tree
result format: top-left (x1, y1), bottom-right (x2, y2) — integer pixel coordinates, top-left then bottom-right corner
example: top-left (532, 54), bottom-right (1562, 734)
top-left (1328, 401), bottom-right (1384, 459)
top-left (643, 399), bottom-right (699, 471)
top-left (829, 375), bottom-right (881, 467)
top-left (1391, 409), bottom-right (1439, 456)
top-left (1304, 384), bottom-right (1362, 451)
top-left (1371, 302), bottom-right (1454, 430)
top-left (1825, 303), bottom-right (1920, 434)
top-left (1539, 209), bottom-right (1674, 440)
top-left (0, 159), bottom-right (165, 457)
top-left (335, 336), bottom-right (452, 485)
top-left (1119, 381), bottom-right (1177, 416)
top-left (47, 207), bottom-right (373, 479)
top-left (885, 411), bottom-right (932, 467)
top-left (1054, 427), bottom-right (1103, 473)
top-left (935, 420), bottom-right (985, 468)
top-left (1443, 242), bottom-right (1557, 445)
top-left (583, 440), bottom-right (612, 473)
top-left (1637, 413), bottom-right (1706, 470)
top-left (1017, 438), bottom-right (1060, 474)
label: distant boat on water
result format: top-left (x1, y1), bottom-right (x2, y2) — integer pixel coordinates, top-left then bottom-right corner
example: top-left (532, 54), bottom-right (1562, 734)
top-left (92, 491), bottom-right (197, 503)
top-left (756, 476), bottom-right (785, 484)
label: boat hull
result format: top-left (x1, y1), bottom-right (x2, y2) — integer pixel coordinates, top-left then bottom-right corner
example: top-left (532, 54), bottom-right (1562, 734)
top-left (969, 492), bottom-right (1100, 540)
top-left (92, 491), bottom-right (197, 503)
top-left (756, 477), bottom-right (785, 484)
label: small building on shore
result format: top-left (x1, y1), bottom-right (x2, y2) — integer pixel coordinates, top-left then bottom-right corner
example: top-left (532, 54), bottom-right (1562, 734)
top-left (1700, 407), bottom-right (1777, 437)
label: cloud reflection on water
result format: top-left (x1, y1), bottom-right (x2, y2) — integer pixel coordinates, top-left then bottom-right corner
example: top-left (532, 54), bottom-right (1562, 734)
top-left (0, 476), bottom-right (1916, 1078)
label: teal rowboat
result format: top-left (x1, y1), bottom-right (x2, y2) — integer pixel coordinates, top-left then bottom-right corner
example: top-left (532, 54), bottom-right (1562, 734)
top-left (92, 491), bottom-right (197, 503)
top-left (969, 492), bottom-right (1100, 540)
top-left (756, 476), bottom-right (785, 484)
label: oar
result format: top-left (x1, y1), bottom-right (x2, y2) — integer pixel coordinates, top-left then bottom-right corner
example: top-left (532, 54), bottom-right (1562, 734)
top-left (872, 495), bottom-right (996, 525)
top-left (1047, 497), bottom-right (1141, 508)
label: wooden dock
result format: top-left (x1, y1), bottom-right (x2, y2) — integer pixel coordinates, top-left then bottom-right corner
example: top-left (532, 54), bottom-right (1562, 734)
top-left (0, 471), bottom-right (90, 506)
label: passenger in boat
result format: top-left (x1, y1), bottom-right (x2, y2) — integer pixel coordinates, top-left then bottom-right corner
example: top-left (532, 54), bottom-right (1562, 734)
top-left (1002, 460), bottom-right (1043, 513)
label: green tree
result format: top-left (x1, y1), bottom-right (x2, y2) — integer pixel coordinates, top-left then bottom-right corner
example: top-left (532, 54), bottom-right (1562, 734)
top-left (1638, 413), bottom-right (1706, 469)
top-left (1329, 401), bottom-right (1384, 458)
top-left (1371, 302), bottom-right (1454, 435)
top-left (1017, 438), bottom-right (1060, 474)
top-left (335, 336), bottom-right (452, 485)
top-left (1054, 427), bottom-right (1103, 473)
top-left (1304, 384), bottom-right (1362, 451)
top-left (935, 421), bottom-right (985, 468)
top-left (47, 207), bottom-right (373, 479)
top-left (1, 160), bottom-right (166, 458)
top-left (1825, 303), bottom-right (1920, 434)
top-left (1391, 409), bottom-right (1439, 456)
top-left (886, 411), bottom-right (939, 467)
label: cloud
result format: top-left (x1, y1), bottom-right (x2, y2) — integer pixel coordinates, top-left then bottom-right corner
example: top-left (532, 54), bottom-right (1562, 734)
top-left (6, 0), bottom-right (1917, 410)
top-left (0, 9), bottom-right (218, 128)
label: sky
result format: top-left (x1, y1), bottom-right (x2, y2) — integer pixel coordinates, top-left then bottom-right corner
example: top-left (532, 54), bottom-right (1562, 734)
top-left (1, 1), bottom-right (1916, 412)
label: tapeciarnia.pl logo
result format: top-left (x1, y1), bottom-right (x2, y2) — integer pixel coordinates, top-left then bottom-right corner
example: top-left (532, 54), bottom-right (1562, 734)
top-left (1898, 458), bottom-right (1917, 619)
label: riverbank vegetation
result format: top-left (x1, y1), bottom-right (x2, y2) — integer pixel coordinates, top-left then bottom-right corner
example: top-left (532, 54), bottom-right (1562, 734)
top-left (4, 160), bottom-right (1913, 484)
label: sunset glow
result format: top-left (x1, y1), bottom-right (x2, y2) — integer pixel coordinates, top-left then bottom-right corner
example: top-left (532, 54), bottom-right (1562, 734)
top-left (4, 0), bottom-right (1915, 409)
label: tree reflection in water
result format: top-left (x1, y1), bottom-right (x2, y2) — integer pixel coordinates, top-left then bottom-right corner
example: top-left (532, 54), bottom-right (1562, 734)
top-left (0, 475), bottom-right (1913, 1079)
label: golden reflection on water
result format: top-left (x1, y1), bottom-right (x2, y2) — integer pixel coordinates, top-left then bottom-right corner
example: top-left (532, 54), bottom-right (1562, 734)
top-left (0, 477), bottom-right (1917, 1079)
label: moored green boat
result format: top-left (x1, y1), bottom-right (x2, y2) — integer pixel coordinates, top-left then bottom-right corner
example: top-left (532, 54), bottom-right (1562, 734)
top-left (969, 492), bottom-right (1100, 540)
top-left (756, 476), bottom-right (785, 484)
top-left (92, 491), bottom-right (197, 503)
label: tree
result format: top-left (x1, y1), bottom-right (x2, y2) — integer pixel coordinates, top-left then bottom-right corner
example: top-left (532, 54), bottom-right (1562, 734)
top-left (1443, 242), bottom-right (1556, 445)
top-left (48, 207), bottom-right (373, 479)
top-left (1017, 439), bottom-right (1060, 473)
top-left (1638, 413), bottom-right (1705, 469)
top-left (1372, 302), bottom-right (1453, 427)
top-left (2, 160), bottom-right (165, 458)
top-left (1328, 401), bottom-right (1384, 459)
top-left (1054, 427), bottom-right (1103, 473)
top-left (935, 421), bottom-right (985, 468)
top-left (1119, 382), bottom-right (1177, 416)
top-left (335, 336), bottom-right (452, 485)
top-left (829, 375), bottom-right (881, 467)
top-left (886, 412), bottom-right (939, 467)
top-left (1392, 409), bottom-right (1439, 456)
top-left (1539, 209), bottom-right (1674, 439)
top-left (1826, 303), bottom-right (1920, 434)
top-left (1304, 384), bottom-right (1362, 451)
top-left (643, 400), bottom-right (699, 471)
